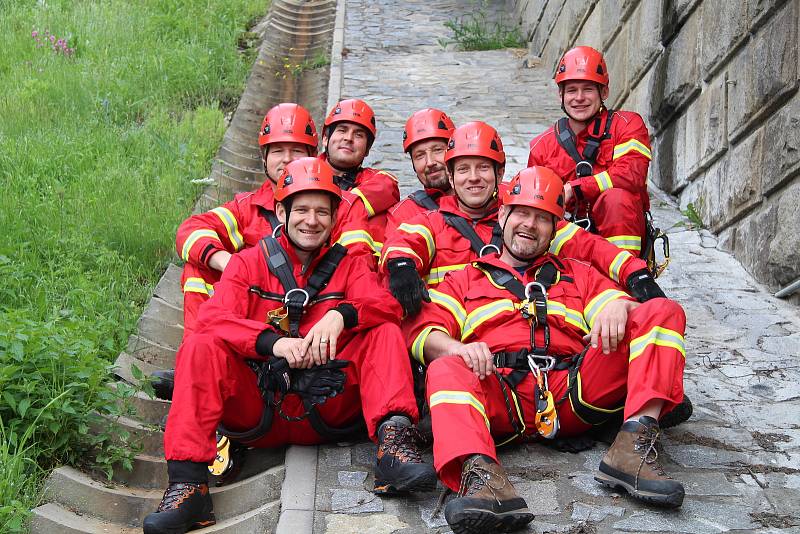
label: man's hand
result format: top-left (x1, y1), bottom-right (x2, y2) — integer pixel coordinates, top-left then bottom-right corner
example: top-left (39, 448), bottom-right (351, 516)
top-left (387, 258), bottom-right (430, 317)
top-left (563, 182), bottom-right (574, 207)
top-left (301, 310), bottom-right (345, 366)
top-left (584, 299), bottom-right (639, 354)
top-left (208, 250), bottom-right (232, 273)
top-left (272, 337), bottom-right (309, 368)
top-left (447, 340), bottom-right (495, 380)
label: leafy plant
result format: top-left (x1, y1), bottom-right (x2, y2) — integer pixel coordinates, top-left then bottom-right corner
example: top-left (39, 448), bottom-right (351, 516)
top-left (438, 4), bottom-right (525, 51)
top-left (682, 201), bottom-right (704, 228)
top-left (276, 48), bottom-right (331, 79)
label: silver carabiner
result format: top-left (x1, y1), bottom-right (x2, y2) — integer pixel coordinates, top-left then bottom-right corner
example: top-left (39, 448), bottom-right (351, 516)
top-left (283, 288), bottom-right (310, 307)
top-left (479, 243), bottom-right (501, 256)
top-left (271, 223), bottom-right (284, 238)
top-left (527, 353), bottom-right (556, 373)
top-left (524, 281), bottom-right (548, 300)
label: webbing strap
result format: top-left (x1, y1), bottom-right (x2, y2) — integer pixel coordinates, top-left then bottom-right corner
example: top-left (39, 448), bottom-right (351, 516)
top-left (334, 170), bottom-right (359, 191)
top-left (442, 213), bottom-right (503, 257)
top-left (258, 207), bottom-right (281, 233)
top-left (409, 189), bottom-right (441, 211)
top-left (554, 110), bottom-right (615, 177)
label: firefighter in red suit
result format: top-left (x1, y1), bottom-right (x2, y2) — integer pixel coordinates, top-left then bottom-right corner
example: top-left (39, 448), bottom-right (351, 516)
top-left (381, 122), bottom-right (666, 319)
top-left (320, 98), bottom-right (400, 250)
top-left (176, 103), bottom-right (374, 338)
top-left (405, 167), bottom-right (687, 533)
top-left (143, 158), bottom-right (435, 534)
top-left (385, 108), bottom-right (456, 238)
top-left (528, 46), bottom-right (652, 255)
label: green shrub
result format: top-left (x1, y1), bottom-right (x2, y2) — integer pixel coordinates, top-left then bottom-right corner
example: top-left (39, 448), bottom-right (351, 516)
top-left (438, 4), bottom-right (526, 51)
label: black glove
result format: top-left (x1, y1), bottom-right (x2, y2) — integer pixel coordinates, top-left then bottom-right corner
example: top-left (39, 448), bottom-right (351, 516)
top-left (251, 357), bottom-right (291, 396)
top-left (387, 258), bottom-right (430, 317)
top-left (290, 359), bottom-right (350, 405)
top-left (626, 269), bottom-right (666, 302)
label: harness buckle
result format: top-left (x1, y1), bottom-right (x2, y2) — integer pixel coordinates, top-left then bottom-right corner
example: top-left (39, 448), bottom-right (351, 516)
top-left (478, 243), bottom-right (501, 256)
top-left (283, 288), bottom-right (310, 307)
top-left (527, 353), bottom-right (556, 373)
top-left (575, 160), bottom-right (593, 177)
top-left (524, 281), bottom-right (548, 300)
top-left (267, 307), bottom-right (290, 333)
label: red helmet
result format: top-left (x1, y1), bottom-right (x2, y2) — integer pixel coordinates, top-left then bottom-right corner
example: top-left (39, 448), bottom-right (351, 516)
top-left (402, 108), bottom-right (455, 152)
top-left (324, 98), bottom-right (377, 138)
top-left (444, 121), bottom-right (505, 167)
top-left (274, 157), bottom-right (341, 203)
top-left (503, 166), bottom-right (565, 218)
top-left (554, 46), bottom-right (609, 87)
top-left (258, 103), bottom-right (319, 154)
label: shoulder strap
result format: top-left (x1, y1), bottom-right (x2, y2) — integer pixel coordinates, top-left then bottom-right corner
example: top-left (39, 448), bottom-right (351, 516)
top-left (258, 207), bottom-right (282, 236)
top-left (409, 189), bottom-right (440, 211)
top-left (554, 118), bottom-right (585, 169)
top-left (334, 169), bottom-right (358, 191)
top-left (554, 111), bottom-right (615, 177)
top-left (581, 110), bottom-right (615, 170)
top-left (442, 213), bottom-right (502, 256)
top-left (261, 237), bottom-right (298, 292)
top-left (304, 244), bottom-right (348, 300)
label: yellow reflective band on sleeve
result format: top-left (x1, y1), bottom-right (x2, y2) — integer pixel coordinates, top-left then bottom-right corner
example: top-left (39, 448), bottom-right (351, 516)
top-left (607, 235), bottom-right (642, 252)
top-left (546, 300), bottom-right (590, 333)
top-left (613, 139), bottom-right (652, 160)
top-left (373, 241), bottom-right (383, 255)
top-left (211, 207), bottom-right (244, 251)
top-left (398, 223), bottom-right (435, 261)
top-left (428, 288), bottom-right (467, 330)
top-left (183, 277), bottom-right (214, 296)
top-left (584, 289), bottom-right (629, 329)
top-left (593, 171), bottom-right (613, 192)
top-left (629, 326), bottom-right (686, 362)
top-left (411, 325), bottom-right (449, 365)
top-left (337, 229), bottom-right (377, 253)
top-left (376, 170), bottom-right (399, 182)
top-left (549, 222), bottom-right (580, 255)
top-left (351, 187), bottom-right (375, 217)
top-left (461, 299), bottom-right (516, 341)
top-left (380, 246), bottom-right (424, 269)
top-left (181, 229), bottom-right (221, 262)
top-left (608, 251), bottom-right (634, 283)
top-left (425, 263), bottom-right (468, 285)
top-left (429, 390), bottom-right (490, 430)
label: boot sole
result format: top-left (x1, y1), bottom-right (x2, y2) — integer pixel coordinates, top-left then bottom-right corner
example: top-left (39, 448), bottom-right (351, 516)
top-left (142, 516), bottom-right (216, 534)
top-left (373, 469), bottom-right (438, 495)
top-left (446, 506), bottom-right (534, 534)
top-left (595, 471), bottom-right (684, 508)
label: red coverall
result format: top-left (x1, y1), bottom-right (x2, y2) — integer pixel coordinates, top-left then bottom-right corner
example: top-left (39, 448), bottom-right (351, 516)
top-left (320, 153), bottom-right (400, 250)
top-left (175, 182), bottom-right (376, 336)
top-left (405, 254), bottom-right (686, 490)
top-left (528, 110), bottom-right (652, 254)
top-left (385, 188), bottom-right (445, 240)
top-left (165, 234), bottom-right (418, 463)
top-left (380, 195), bottom-right (649, 293)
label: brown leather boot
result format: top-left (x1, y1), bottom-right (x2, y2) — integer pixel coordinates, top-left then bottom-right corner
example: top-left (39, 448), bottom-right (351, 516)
top-left (595, 416), bottom-right (685, 508)
top-left (444, 455), bottom-right (534, 534)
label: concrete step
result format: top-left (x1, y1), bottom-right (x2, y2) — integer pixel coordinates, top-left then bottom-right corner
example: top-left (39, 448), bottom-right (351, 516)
top-left (113, 351), bottom-right (163, 388)
top-left (218, 145), bottom-right (262, 169)
top-left (142, 295), bottom-right (183, 326)
top-left (136, 309), bottom-right (184, 352)
top-left (30, 498), bottom-right (281, 534)
top-left (212, 159), bottom-right (263, 183)
top-left (126, 334), bottom-right (176, 370)
top-left (153, 264), bottom-right (184, 310)
top-left (42, 463), bottom-right (284, 526)
top-left (110, 383), bottom-right (170, 426)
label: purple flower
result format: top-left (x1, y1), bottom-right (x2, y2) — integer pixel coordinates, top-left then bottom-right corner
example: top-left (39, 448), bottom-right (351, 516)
top-left (49, 35), bottom-right (55, 42)
top-left (31, 30), bottom-right (38, 38)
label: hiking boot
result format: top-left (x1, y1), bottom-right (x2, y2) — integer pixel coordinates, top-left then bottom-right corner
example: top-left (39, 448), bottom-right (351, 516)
top-left (659, 394), bottom-right (693, 429)
top-left (595, 416), bottom-right (685, 508)
top-left (142, 482), bottom-right (215, 534)
top-left (444, 455), bottom-right (534, 534)
top-left (374, 416), bottom-right (437, 494)
top-left (151, 369), bottom-right (175, 401)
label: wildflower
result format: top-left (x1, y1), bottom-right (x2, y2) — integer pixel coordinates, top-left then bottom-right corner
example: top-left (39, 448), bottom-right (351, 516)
top-left (31, 30), bottom-right (38, 38)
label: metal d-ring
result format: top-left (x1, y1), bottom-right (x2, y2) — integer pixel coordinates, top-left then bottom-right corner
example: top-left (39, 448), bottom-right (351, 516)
top-left (479, 243), bottom-right (501, 256)
top-left (283, 288), bottom-right (310, 307)
top-left (524, 281), bottom-right (547, 300)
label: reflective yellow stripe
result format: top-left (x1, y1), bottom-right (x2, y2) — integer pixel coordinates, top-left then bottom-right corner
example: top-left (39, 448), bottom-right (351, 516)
top-left (372, 241), bottom-right (383, 255)
top-left (549, 222), bottom-right (580, 255)
top-left (376, 170), bottom-right (398, 182)
top-left (351, 187), bottom-right (375, 217)
top-left (462, 300), bottom-right (516, 341)
top-left (613, 139), bottom-right (652, 160)
top-left (181, 229), bottom-right (220, 262)
top-left (428, 288), bottom-right (466, 330)
top-left (608, 251), bottom-right (633, 283)
top-left (570, 372), bottom-right (625, 424)
top-left (629, 326), bottom-right (686, 362)
top-left (430, 390), bottom-right (490, 430)
top-left (584, 289), bottom-right (628, 329)
top-left (211, 207), bottom-right (244, 251)
top-left (337, 229), bottom-right (377, 252)
top-left (593, 171), bottom-right (613, 192)
top-left (426, 263), bottom-right (468, 285)
top-left (607, 235), bottom-right (642, 252)
top-left (380, 246), bottom-right (424, 268)
top-left (183, 277), bottom-right (214, 296)
top-left (411, 325), bottom-right (448, 365)
top-left (546, 300), bottom-right (590, 333)
top-left (397, 223), bottom-right (435, 262)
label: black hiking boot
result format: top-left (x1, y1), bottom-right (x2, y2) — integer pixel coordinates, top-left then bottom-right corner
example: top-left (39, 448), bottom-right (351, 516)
top-left (659, 394), bottom-right (693, 429)
top-left (373, 415), bottom-right (437, 494)
top-left (151, 369), bottom-right (175, 401)
top-left (444, 455), bottom-right (534, 533)
top-left (142, 482), bottom-right (215, 533)
top-left (595, 416), bottom-right (685, 508)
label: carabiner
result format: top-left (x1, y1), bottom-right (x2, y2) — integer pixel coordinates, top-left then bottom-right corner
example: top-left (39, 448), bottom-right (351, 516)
top-left (283, 287), bottom-right (310, 307)
top-left (527, 353), bottom-right (556, 373)
top-left (479, 243), bottom-right (501, 257)
top-left (524, 281), bottom-right (548, 300)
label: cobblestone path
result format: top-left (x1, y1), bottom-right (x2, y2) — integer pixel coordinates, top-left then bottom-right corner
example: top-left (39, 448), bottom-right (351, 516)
top-left (306, 1), bottom-right (800, 532)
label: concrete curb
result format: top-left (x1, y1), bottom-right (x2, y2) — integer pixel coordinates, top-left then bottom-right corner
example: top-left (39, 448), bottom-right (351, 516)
top-left (326, 0), bottom-right (347, 111)
top-left (275, 446), bottom-right (319, 534)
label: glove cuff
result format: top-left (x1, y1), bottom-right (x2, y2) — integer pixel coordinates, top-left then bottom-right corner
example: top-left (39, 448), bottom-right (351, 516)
top-left (333, 303), bottom-right (358, 329)
top-left (387, 257), bottom-right (416, 274)
top-left (256, 330), bottom-right (284, 356)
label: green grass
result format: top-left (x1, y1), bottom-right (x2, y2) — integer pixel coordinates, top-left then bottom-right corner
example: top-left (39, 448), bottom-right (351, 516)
top-left (438, 3), bottom-right (526, 51)
top-left (0, 0), bottom-right (265, 530)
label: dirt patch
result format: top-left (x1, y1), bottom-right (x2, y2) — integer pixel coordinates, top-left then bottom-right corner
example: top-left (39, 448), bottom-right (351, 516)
top-left (668, 431), bottom-right (744, 452)
top-left (733, 462), bottom-right (800, 475)
top-left (750, 512), bottom-right (799, 528)
top-left (751, 431), bottom-right (792, 452)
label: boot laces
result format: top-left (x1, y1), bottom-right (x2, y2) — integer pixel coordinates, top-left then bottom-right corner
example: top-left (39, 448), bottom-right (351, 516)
top-left (457, 460), bottom-right (508, 505)
top-left (157, 483), bottom-right (205, 512)
top-left (633, 424), bottom-right (669, 487)
top-left (380, 424), bottom-right (424, 464)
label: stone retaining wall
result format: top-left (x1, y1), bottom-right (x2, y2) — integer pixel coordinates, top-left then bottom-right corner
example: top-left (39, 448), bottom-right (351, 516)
top-left (511, 0), bottom-right (800, 298)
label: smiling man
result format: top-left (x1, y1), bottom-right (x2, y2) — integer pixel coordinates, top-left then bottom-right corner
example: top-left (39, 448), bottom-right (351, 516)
top-left (528, 46), bottom-right (652, 256)
top-left (405, 167), bottom-right (688, 533)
